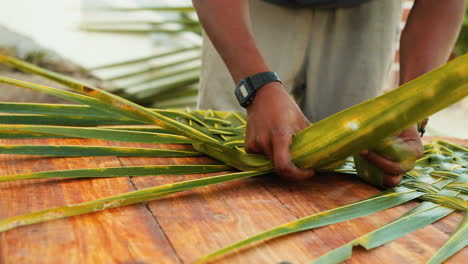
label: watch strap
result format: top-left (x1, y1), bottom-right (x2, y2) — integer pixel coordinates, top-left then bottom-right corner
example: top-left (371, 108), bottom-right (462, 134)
top-left (248, 71), bottom-right (282, 89)
top-left (235, 71), bottom-right (282, 108)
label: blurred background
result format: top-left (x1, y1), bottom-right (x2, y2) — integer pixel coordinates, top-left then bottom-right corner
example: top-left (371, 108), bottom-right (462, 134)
top-left (0, 0), bottom-right (466, 138)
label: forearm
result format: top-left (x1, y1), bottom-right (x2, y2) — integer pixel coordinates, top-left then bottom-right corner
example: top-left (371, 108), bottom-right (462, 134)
top-left (399, 0), bottom-right (466, 84)
top-left (192, 0), bottom-right (269, 83)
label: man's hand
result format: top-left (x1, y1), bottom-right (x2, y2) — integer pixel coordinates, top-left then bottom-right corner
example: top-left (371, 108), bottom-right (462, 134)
top-left (193, 0), bottom-right (313, 180)
top-left (245, 82), bottom-right (315, 180)
top-left (360, 126), bottom-right (423, 187)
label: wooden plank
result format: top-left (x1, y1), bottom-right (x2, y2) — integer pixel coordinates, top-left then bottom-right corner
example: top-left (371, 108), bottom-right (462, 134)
top-left (258, 136), bottom-right (468, 263)
top-left (116, 142), bottom-right (334, 264)
top-left (0, 138), bottom-right (181, 264)
top-left (116, 138), bottom-right (468, 263)
top-left (263, 173), bottom-right (467, 264)
top-left (0, 136), bottom-right (466, 263)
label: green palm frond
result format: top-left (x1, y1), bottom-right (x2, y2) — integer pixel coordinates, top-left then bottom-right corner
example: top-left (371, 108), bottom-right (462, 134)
top-left (0, 145), bottom-right (200, 157)
top-left (0, 170), bottom-right (264, 232)
top-left (0, 125), bottom-right (189, 143)
top-left (0, 53), bottom-right (467, 263)
top-left (0, 164), bottom-right (230, 182)
top-left (427, 211), bottom-right (468, 264)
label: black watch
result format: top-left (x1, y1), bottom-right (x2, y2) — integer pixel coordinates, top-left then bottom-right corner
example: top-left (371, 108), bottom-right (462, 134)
top-left (235, 71), bottom-right (282, 108)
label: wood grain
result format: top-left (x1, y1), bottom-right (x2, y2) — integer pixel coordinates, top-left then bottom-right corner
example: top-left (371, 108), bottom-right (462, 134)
top-left (0, 138), bottom-right (180, 264)
top-left (116, 146), bottom-right (332, 264)
top-left (0, 136), bottom-right (466, 263)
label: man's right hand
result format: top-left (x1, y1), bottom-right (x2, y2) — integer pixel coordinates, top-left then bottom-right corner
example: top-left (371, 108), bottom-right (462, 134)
top-left (245, 82), bottom-right (315, 180)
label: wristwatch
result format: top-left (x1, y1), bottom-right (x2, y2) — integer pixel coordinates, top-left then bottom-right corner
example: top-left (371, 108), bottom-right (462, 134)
top-left (235, 71), bottom-right (282, 108)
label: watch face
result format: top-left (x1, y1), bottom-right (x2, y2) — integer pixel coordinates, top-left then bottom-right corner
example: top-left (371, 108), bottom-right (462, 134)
top-left (236, 72), bottom-right (281, 108)
top-left (238, 83), bottom-right (249, 99)
top-left (235, 79), bottom-right (253, 107)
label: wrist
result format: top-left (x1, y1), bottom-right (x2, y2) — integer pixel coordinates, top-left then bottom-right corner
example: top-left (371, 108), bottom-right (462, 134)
top-left (235, 71), bottom-right (282, 108)
top-left (246, 82), bottom-right (283, 112)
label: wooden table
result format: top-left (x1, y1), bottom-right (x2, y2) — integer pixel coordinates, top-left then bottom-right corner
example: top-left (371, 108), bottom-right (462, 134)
top-left (0, 137), bottom-right (466, 264)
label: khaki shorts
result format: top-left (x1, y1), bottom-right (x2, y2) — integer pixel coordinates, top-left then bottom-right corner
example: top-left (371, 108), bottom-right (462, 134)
top-left (197, 0), bottom-right (401, 123)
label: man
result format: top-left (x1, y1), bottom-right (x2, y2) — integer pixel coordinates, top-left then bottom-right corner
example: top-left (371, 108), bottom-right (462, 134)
top-left (193, 0), bottom-right (466, 186)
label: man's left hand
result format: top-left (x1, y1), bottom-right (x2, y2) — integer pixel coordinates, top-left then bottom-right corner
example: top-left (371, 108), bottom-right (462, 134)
top-left (360, 126), bottom-right (424, 187)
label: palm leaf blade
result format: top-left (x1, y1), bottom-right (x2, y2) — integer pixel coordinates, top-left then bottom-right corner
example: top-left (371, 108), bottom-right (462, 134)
top-left (0, 55), bottom-right (217, 143)
top-left (0, 164), bottom-right (231, 182)
top-left (0, 115), bottom-right (141, 126)
top-left (0, 102), bottom-right (115, 117)
top-left (0, 170), bottom-right (266, 232)
top-left (194, 187), bottom-right (426, 263)
top-left (0, 125), bottom-right (189, 144)
top-left (427, 211), bottom-right (468, 264)
top-left (0, 145), bottom-right (201, 157)
top-left (291, 54), bottom-right (468, 169)
top-left (0, 76), bottom-right (137, 121)
top-left (0, 51), bottom-right (466, 263)
top-left (310, 198), bottom-right (461, 264)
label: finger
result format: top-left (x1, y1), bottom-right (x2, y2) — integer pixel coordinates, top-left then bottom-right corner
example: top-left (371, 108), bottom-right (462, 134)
top-left (405, 139), bottom-right (424, 159)
top-left (300, 115), bottom-right (311, 129)
top-left (244, 123), bottom-right (260, 154)
top-left (361, 151), bottom-right (414, 175)
top-left (244, 138), bottom-right (261, 154)
top-left (272, 134), bottom-right (314, 180)
top-left (399, 125), bottom-right (420, 140)
top-left (256, 135), bottom-right (273, 160)
top-left (383, 174), bottom-right (404, 187)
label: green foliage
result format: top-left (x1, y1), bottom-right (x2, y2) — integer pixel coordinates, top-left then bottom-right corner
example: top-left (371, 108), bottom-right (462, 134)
top-left (0, 54), bottom-right (467, 263)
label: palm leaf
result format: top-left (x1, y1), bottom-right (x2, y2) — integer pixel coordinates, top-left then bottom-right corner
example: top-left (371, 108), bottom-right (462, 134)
top-left (89, 46), bottom-right (199, 70)
top-left (427, 211), bottom-right (468, 264)
top-left (0, 55), bottom-right (217, 143)
top-left (80, 3), bottom-right (202, 107)
top-left (104, 53), bottom-right (200, 82)
top-left (0, 53), bottom-right (467, 263)
top-left (0, 164), bottom-right (230, 182)
top-left (310, 194), bottom-right (465, 264)
top-left (0, 170), bottom-right (266, 232)
top-left (124, 69), bottom-right (200, 101)
top-left (0, 102), bottom-right (206, 131)
top-left (0, 114), bottom-right (141, 126)
top-left (0, 102), bottom-right (115, 117)
top-left (0, 76), bottom-right (137, 121)
top-left (194, 186), bottom-right (426, 264)
top-left (0, 125), bottom-right (189, 144)
top-left (0, 145), bottom-right (200, 157)
top-left (195, 141), bottom-right (467, 263)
